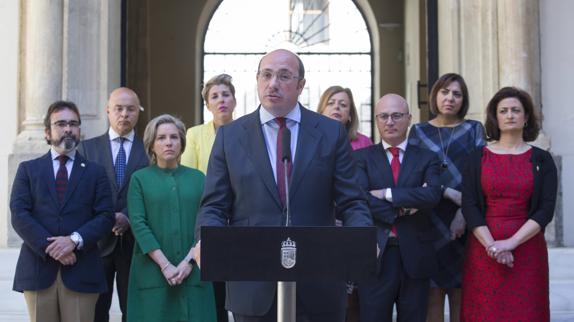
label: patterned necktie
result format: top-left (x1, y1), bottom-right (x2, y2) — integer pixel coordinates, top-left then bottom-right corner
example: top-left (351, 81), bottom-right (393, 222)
top-left (388, 147), bottom-right (401, 236)
top-left (275, 117), bottom-right (292, 207)
top-left (55, 155), bottom-right (69, 203)
top-left (388, 147), bottom-right (401, 184)
top-left (115, 137), bottom-right (126, 186)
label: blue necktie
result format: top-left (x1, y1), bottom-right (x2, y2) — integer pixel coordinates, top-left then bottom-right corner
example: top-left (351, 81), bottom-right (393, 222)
top-left (115, 137), bottom-right (126, 186)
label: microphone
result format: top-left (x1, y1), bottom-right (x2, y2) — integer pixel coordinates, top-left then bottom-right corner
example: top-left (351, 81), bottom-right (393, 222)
top-left (281, 127), bottom-right (292, 163)
top-left (281, 126), bottom-right (292, 227)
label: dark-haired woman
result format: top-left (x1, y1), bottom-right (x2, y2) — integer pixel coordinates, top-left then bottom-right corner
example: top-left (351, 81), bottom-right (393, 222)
top-left (408, 73), bottom-right (485, 322)
top-left (460, 87), bottom-right (557, 322)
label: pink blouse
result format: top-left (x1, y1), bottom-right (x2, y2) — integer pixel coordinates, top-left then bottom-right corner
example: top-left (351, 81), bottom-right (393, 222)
top-left (351, 132), bottom-right (373, 150)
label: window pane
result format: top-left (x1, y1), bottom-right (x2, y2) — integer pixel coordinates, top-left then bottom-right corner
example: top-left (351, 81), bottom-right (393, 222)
top-left (204, 0), bottom-right (372, 137)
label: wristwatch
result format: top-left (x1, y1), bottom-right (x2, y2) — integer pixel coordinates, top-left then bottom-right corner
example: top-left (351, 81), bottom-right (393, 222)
top-left (70, 232), bottom-right (81, 249)
top-left (188, 257), bottom-right (197, 266)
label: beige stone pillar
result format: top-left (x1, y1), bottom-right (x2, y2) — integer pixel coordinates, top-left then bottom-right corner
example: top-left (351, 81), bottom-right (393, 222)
top-left (16, 0), bottom-right (64, 152)
top-left (7, 1), bottom-right (64, 246)
top-left (497, 0), bottom-right (541, 107)
top-left (437, 0), bottom-right (499, 121)
top-left (498, 0), bottom-right (548, 148)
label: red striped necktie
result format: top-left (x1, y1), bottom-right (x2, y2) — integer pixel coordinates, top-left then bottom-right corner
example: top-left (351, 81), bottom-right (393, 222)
top-left (275, 117), bottom-right (292, 207)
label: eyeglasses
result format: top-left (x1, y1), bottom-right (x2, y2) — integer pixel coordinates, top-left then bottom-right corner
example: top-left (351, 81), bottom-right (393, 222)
top-left (52, 120), bottom-right (81, 128)
top-left (375, 112), bottom-right (408, 122)
top-left (257, 70), bottom-right (300, 83)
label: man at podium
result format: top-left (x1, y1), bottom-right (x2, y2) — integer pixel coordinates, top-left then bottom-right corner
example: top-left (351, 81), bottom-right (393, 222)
top-left (196, 49), bottom-right (372, 322)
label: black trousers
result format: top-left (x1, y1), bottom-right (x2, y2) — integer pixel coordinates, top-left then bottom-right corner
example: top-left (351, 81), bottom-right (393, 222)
top-left (233, 293), bottom-right (345, 322)
top-left (214, 281), bottom-right (228, 322)
top-left (93, 241), bottom-right (132, 322)
top-left (358, 244), bottom-right (430, 322)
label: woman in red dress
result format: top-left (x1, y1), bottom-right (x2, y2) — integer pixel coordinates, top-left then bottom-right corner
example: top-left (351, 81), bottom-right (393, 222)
top-left (460, 87), bottom-right (557, 322)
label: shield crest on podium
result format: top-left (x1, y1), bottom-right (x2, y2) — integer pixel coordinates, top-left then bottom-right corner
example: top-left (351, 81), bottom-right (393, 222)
top-left (281, 237), bottom-right (296, 269)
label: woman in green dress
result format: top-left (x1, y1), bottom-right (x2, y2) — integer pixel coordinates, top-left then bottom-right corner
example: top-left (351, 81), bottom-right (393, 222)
top-left (127, 114), bottom-right (216, 322)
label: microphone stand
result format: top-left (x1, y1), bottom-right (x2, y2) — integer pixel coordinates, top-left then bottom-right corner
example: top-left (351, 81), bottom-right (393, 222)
top-left (278, 127), bottom-right (296, 322)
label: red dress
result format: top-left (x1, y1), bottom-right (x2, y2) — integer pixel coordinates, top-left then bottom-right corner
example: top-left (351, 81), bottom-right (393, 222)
top-left (461, 148), bottom-right (549, 322)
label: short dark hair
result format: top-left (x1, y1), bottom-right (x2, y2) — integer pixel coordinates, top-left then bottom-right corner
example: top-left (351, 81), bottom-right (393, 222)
top-left (484, 86), bottom-right (540, 142)
top-left (43, 100), bottom-right (81, 144)
top-left (429, 73), bottom-right (469, 119)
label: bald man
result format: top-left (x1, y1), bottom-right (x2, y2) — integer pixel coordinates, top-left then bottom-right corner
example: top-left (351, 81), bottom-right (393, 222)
top-left (78, 88), bottom-right (149, 322)
top-left (197, 49), bottom-right (372, 322)
top-left (354, 94), bottom-right (441, 322)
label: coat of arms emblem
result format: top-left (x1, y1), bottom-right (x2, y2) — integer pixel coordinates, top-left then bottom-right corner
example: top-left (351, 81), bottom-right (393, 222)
top-left (281, 237), bottom-right (296, 269)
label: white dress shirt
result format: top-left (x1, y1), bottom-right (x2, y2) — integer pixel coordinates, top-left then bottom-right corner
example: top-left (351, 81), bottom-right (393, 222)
top-left (380, 138), bottom-right (408, 202)
top-left (108, 128), bottom-right (135, 165)
top-left (260, 104), bottom-right (301, 183)
top-left (50, 148), bottom-right (76, 179)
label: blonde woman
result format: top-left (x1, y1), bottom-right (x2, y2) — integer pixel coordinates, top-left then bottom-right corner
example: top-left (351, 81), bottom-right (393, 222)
top-left (181, 74), bottom-right (236, 174)
top-left (127, 114), bottom-right (216, 322)
top-left (318, 85), bottom-right (372, 150)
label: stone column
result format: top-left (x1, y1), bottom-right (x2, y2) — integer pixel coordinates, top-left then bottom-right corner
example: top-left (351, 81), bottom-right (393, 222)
top-left (437, 0), bottom-right (500, 121)
top-left (436, 0), bottom-right (558, 244)
top-left (497, 0), bottom-right (549, 150)
top-left (7, 0), bottom-right (65, 246)
top-left (498, 0), bottom-right (558, 243)
top-left (497, 0), bottom-right (541, 107)
top-left (16, 0), bottom-right (64, 152)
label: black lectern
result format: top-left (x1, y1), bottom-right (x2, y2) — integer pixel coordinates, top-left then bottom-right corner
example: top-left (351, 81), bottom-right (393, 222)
top-left (201, 226), bottom-right (377, 321)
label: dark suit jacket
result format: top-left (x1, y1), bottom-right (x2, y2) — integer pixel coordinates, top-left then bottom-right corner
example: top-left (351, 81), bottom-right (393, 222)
top-left (197, 105), bottom-right (372, 316)
top-left (78, 133), bottom-right (149, 256)
top-left (461, 146), bottom-right (558, 230)
top-left (11, 152), bottom-right (114, 293)
top-left (354, 143), bottom-right (441, 279)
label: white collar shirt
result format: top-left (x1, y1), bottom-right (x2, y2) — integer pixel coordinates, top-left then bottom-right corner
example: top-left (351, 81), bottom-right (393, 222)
top-left (259, 104), bottom-right (301, 183)
top-left (108, 128), bottom-right (135, 165)
top-left (50, 148), bottom-right (76, 179)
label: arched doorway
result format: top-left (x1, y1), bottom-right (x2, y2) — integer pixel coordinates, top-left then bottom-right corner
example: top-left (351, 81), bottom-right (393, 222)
top-left (202, 0), bottom-right (374, 137)
top-left (125, 0), bottom-right (414, 136)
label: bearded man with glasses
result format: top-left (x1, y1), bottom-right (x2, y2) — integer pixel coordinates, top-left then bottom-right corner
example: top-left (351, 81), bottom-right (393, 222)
top-left (10, 100), bottom-right (114, 322)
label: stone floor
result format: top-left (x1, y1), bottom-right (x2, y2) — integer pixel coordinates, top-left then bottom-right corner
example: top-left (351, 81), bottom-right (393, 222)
top-left (1, 247), bottom-right (573, 321)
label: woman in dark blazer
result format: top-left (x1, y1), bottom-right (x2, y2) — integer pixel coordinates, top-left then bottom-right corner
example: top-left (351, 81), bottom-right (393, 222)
top-left (460, 87), bottom-right (557, 322)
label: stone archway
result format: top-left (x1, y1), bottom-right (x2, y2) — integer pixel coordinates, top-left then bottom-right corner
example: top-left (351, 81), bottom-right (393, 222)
top-left (200, 0), bottom-right (377, 137)
top-left (125, 0), bottom-right (406, 134)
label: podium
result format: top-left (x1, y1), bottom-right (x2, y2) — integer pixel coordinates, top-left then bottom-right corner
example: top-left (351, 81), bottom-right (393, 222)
top-left (201, 226), bottom-right (377, 321)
